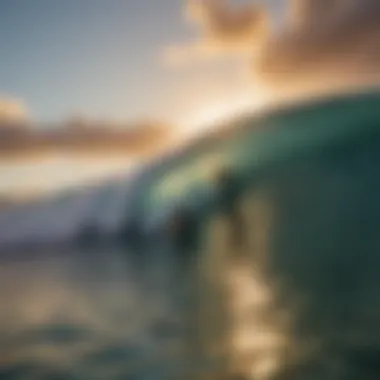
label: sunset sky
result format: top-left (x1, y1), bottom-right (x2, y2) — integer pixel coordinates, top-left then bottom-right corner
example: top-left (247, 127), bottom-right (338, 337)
top-left (0, 0), bottom-right (282, 196)
top-left (0, 0), bottom-right (281, 125)
top-left (1, 0), bottom-right (380, 198)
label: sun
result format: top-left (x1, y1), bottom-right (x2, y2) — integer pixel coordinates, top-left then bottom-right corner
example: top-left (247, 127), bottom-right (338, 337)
top-left (179, 94), bottom-right (263, 139)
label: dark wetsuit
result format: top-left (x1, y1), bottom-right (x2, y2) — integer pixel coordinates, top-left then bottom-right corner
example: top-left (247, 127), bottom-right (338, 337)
top-left (167, 170), bottom-right (244, 252)
top-left (168, 208), bottom-right (200, 252)
top-left (214, 170), bottom-right (244, 248)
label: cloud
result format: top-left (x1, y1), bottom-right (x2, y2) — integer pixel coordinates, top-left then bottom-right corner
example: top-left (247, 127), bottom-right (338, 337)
top-left (255, 0), bottom-right (380, 96)
top-left (163, 0), bottom-right (269, 66)
top-left (0, 97), bottom-right (29, 125)
top-left (170, 0), bottom-right (380, 99)
top-left (0, 121), bottom-right (173, 162)
top-left (0, 97), bottom-right (174, 162)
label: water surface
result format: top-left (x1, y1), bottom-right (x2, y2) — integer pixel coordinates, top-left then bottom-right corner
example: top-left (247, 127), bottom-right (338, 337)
top-left (0, 243), bottom-right (213, 380)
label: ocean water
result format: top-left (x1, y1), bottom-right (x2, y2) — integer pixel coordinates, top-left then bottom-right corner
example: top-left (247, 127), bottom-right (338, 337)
top-left (0, 213), bottom-right (251, 380)
top-left (0, 243), bottom-right (210, 380)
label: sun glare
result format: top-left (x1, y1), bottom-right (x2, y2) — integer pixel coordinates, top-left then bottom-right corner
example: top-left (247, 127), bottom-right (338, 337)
top-left (180, 94), bottom-right (265, 140)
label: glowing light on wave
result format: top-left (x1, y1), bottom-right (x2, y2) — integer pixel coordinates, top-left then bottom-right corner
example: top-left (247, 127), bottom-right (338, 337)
top-left (180, 94), bottom-right (265, 139)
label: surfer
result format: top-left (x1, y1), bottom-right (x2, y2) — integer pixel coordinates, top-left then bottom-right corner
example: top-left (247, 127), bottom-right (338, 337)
top-left (213, 167), bottom-right (245, 249)
top-left (165, 166), bottom-right (245, 251)
top-left (167, 206), bottom-right (200, 252)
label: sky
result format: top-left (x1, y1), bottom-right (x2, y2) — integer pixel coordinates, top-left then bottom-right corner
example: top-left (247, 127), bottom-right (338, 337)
top-left (0, 0), bottom-right (281, 125)
top-left (0, 0), bottom-right (283, 197)
top-left (2, 0), bottom-right (181, 123)
top-left (2, 0), bottom-right (380, 198)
